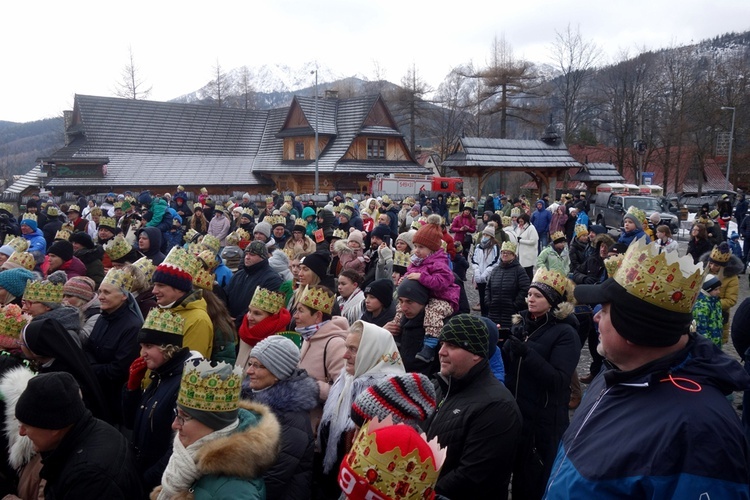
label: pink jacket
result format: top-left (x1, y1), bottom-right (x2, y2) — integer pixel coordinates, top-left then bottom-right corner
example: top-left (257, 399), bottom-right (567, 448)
top-left (406, 249), bottom-right (460, 312)
top-left (450, 214), bottom-right (476, 245)
top-left (298, 316), bottom-right (349, 402)
top-left (336, 244), bottom-right (365, 275)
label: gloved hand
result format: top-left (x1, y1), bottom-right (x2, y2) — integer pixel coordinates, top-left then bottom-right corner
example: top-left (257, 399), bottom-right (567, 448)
top-left (504, 335), bottom-right (529, 358)
top-left (583, 275), bottom-right (597, 284)
top-left (127, 357), bottom-right (148, 391)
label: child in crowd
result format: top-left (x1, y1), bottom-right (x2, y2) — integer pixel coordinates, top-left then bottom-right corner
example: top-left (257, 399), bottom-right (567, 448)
top-left (692, 274), bottom-right (723, 347)
top-left (729, 232), bottom-right (743, 260)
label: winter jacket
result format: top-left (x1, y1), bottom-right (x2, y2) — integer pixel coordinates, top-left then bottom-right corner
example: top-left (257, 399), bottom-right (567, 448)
top-left (170, 290), bottom-right (214, 359)
top-left (23, 228), bottom-right (46, 262)
top-left (693, 293), bottom-right (723, 347)
top-left (687, 237), bottom-right (712, 264)
top-left (396, 309), bottom-right (435, 376)
top-left (546, 334), bottom-right (750, 499)
top-left (700, 250), bottom-right (742, 340)
top-left (450, 213), bottom-right (476, 247)
top-left (122, 348), bottom-right (192, 491)
top-left (514, 224), bottom-right (539, 268)
top-left (298, 317), bottom-right (348, 403)
top-left (617, 228), bottom-right (650, 246)
top-left (225, 259), bottom-right (284, 326)
top-left (426, 360), bottom-right (523, 499)
top-left (243, 370), bottom-right (319, 500)
top-left (42, 218), bottom-right (63, 248)
top-left (536, 245), bottom-right (571, 275)
top-left (360, 300), bottom-right (396, 327)
top-left (568, 236), bottom-right (592, 272)
top-left (406, 248), bottom-right (460, 312)
top-left (530, 200), bottom-right (552, 236)
top-left (139, 227), bottom-right (165, 266)
top-left (207, 214), bottom-right (231, 246)
top-left (34, 306), bottom-right (83, 348)
top-left (164, 228), bottom-right (184, 252)
top-left (150, 401), bottom-right (281, 500)
top-left (656, 237), bottom-right (680, 254)
top-left (74, 246), bottom-right (105, 287)
top-left (334, 240), bottom-right (365, 275)
top-left (471, 242), bottom-right (500, 284)
top-left (485, 258), bottom-right (530, 330)
top-left (56, 256), bottom-right (87, 280)
top-left (40, 411), bottom-right (143, 499)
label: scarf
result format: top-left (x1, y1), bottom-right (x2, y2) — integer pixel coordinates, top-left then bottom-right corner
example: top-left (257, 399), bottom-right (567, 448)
top-left (158, 419), bottom-right (239, 500)
top-left (296, 320), bottom-right (330, 341)
top-left (238, 309), bottom-right (292, 346)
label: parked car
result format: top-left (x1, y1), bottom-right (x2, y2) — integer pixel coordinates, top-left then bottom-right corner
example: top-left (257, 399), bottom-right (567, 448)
top-left (677, 190), bottom-right (737, 213)
top-left (592, 193), bottom-right (680, 232)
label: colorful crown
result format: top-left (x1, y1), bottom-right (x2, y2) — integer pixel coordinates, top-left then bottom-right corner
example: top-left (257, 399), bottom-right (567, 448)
top-left (250, 287), bottom-right (286, 314)
top-left (294, 219), bottom-right (308, 230)
top-left (162, 246), bottom-right (201, 278)
top-left (184, 228), bottom-right (200, 243)
top-left (626, 205), bottom-right (646, 224)
top-left (510, 207), bottom-right (521, 217)
top-left (54, 230), bottom-right (71, 241)
top-left (197, 250), bottom-right (219, 271)
top-left (299, 285), bottom-right (335, 314)
top-left (551, 231), bottom-right (566, 242)
top-left (393, 251), bottom-right (411, 269)
top-left (4, 236), bottom-right (29, 252)
top-left (192, 269), bottom-right (215, 291)
top-left (46, 206), bottom-right (60, 217)
top-left (531, 267), bottom-right (568, 299)
top-left (501, 216), bottom-right (512, 227)
top-left (575, 224), bottom-right (589, 237)
top-left (0, 304), bottom-right (32, 340)
top-left (332, 228), bottom-right (348, 240)
top-left (99, 216), bottom-right (117, 229)
top-left (23, 280), bottom-right (63, 303)
top-left (709, 243), bottom-right (731, 264)
top-left (604, 254), bottom-right (624, 278)
top-left (501, 241), bottom-right (517, 253)
top-left (103, 235), bottom-right (133, 261)
top-left (177, 359), bottom-right (243, 413)
top-left (132, 256), bottom-right (156, 282)
top-left (340, 416), bottom-right (446, 500)
top-left (235, 228), bottom-right (251, 241)
top-left (0, 203), bottom-right (13, 214)
top-left (21, 213), bottom-right (37, 223)
top-left (113, 201), bottom-right (123, 209)
top-left (200, 235), bottom-right (221, 255)
top-left (5, 252), bottom-right (34, 271)
top-left (101, 268), bottom-right (134, 291)
top-left (612, 237), bottom-right (705, 314)
top-left (67, 205), bottom-right (81, 213)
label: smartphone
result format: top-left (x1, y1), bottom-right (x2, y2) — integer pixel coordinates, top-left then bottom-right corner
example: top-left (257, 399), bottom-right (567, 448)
top-left (383, 235), bottom-right (391, 246)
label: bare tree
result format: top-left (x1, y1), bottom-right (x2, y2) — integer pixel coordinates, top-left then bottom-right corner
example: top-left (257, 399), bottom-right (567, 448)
top-left (239, 66), bottom-right (256, 110)
top-left (204, 59), bottom-right (228, 107)
top-left (395, 63), bottom-right (433, 153)
top-left (114, 46), bottom-right (152, 100)
top-left (423, 69), bottom-right (472, 170)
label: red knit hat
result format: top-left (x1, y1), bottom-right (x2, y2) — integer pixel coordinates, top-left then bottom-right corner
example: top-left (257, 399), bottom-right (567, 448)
top-left (412, 214), bottom-right (443, 252)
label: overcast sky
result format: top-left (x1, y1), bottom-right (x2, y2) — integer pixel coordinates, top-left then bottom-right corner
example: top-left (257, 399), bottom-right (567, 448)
top-left (2, 0), bottom-right (748, 123)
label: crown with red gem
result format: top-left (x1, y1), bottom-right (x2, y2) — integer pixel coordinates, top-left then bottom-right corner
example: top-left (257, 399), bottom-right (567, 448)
top-left (531, 267), bottom-right (568, 300)
top-left (54, 229), bottom-right (71, 241)
top-left (4, 236), bottom-right (28, 253)
top-left (338, 416), bottom-right (446, 500)
top-left (299, 285), bottom-right (335, 314)
top-left (613, 237), bottom-right (705, 314)
top-left (250, 287), bottom-right (286, 314)
top-left (103, 235), bottom-right (132, 261)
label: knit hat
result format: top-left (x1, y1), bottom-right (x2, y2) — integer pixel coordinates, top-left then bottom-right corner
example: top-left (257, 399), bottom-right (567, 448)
top-left (69, 231), bottom-right (96, 250)
top-left (0, 268), bottom-right (34, 298)
top-left (250, 335), bottom-right (300, 381)
top-left (300, 252), bottom-right (330, 282)
top-left (351, 373), bottom-right (437, 428)
top-left (371, 224), bottom-right (391, 241)
top-left (396, 232), bottom-right (414, 251)
top-left (396, 279), bottom-right (429, 305)
top-left (348, 230), bottom-right (364, 248)
top-left (364, 279), bottom-right (394, 309)
top-left (702, 274), bottom-right (721, 293)
top-left (177, 359), bottom-right (242, 430)
top-left (152, 247), bottom-right (199, 293)
top-left (16, 372), bottom-right (86, 429)
top-left (138, 308), bottom-right (185, 346)
top-left (62, 276), bottom-right (96, 302)
top-left (413, 214), bottom-right (443, 252)
top-left (0, 246), bottom-right (15, 258)
top-left (439, 314), bottom-right (490, 358)
top-left (245, 240), bottom-right (269, 259)
top-left (482, 226), bottom-right (495, 237)
top-left (47, 240), bottom-right (74, 262)
top-left (20, 214), bottom-right (37, 231)
top-left (221, 246), bottom-right (243, 271)
top-left (254, 221), bottom-right (272, 239)
top-left (731, 231), bottom-right (740, 240)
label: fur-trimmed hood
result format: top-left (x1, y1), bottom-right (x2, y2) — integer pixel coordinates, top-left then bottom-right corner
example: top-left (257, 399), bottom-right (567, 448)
top-left (334, 239), bottom-right (355, 255)
top-left (512, 300), bottom-right (576, 325)
top-left (0, 366), bottom-right (36, 469)
top-left (699, 251), bottom-right (744, 278)
top-left (242, 369), bottom-right (320, 414)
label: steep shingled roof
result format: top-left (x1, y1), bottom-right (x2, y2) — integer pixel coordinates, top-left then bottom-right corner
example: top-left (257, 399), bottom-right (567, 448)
top-left (571, 162), bottom-right (626, 182)
top-left (443, 137), bottom-right (581, 169)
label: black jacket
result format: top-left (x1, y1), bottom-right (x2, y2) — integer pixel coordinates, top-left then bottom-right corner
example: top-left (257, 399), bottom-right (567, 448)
top-left (74, 246), bottom-right (105, 288)
top-left (485, 259), bottom-right (530, 329)
top-left (398, 309), bottom-right (436, 376)
top-left (360, 300), bottom-right (396, 327)
top-left (687, 237), bottom-right (712, 264)
top-left (426, 361), bottom-right (522, 499)
top-left (568, 237), bottom-right (591, 272)
top-left (40, 412), bottom-right (143, 499)
top-left (225, 258), bottom-right (284, 326)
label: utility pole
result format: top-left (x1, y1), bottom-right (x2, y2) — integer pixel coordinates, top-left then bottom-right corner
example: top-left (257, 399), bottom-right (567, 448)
top-left (311, 69), bottom-right (319, 195)
top-left (721, 106), bottom-right (736, 191)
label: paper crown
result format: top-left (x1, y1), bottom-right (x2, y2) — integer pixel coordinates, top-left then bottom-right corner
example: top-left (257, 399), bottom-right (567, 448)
top-left (103, 235), bottom-right (133, 261)
top-left (99, 216), bottom-right (117, 229)
top-left (187, 242), bottom-right (202, 255)
top-left (21, 213), bottom-right (37, 223)
top-left (381, 195), bottom-right (392, 205)
top-left (113, 201), bottom-right (123, 209)
top-left (709, 243), bottom-right (731, 264)
top-left (192, 269), bottom-right (215, 291)
top-left (200, 235), bottom-right (221, 255)
top-left (89, 207), bottom-right (103, 217)
top-left (235, 228), bottom-right (251, 241)
top-left (177, 359), bottom-right (243, 413)
top-left (340, 208), bottom-right (353, 219)
top-left (54, 230), bottom-right (71, 241)
top-left (575, 224), bottom-right (589, 237)
top-left (143, 308), bottom-right (185, 337)
top-left (531, 267), bottom-right (568, 299)
top-left (101, 268), bottom-right (134, 291)
top-left (299, 285), bottom-right (335, 314)
top-left (344, 200), bottom-right (356, 209)
top-left (67, 205), bottom-right (81, 213)
top-left (294, 219), bottom-right (308, 230)
top-left (193, 202), bottom-right (203, 210)
top-left (162, 246), bottom-right (201, 278)
top-left (240, 208), bottom-right (254, 218)
top-left (184, 228), bottom-right (200, 243)
top-left (250, 287), bottom-right (286, 314)
top-left (551, 231), bottom-right (566, 243)
top-left (626, 205), bottom-right (646, 223)
top-left (510, 207), bottom-right (521, 217)
top-left (332, 205), bottom-right (342, 213)
top-left (464, 201), bottom-right (475, 210)
top-left (132, 256), bottom-right (156, 282)
top-left (61, 222), bottom-right (75, 233)
top-left (225, 232), bottom-right (241, 246)
top-left (709, 209), bottom-right (720, 219)
top-left (5, 252), bottom-right (34, 271)
top-left (0, 304), bottom-right (32, 340)
top-left (604, 254), bottom-right (624, 278)
top-left (23, 281), bottom-right (63, 303)
top-left (280, 203), bottom-right (292, 213)
top-left (0, 203), bottom-right (13, 214)
top-left (612, 237), bottom-right (705, 313)
top-left (332, 228), bottom-right (348, 240)
top-left (393, 251), bottom-right (411, 269)
top-left (265, 215), bottom-right (285, 227)
top-left (46, 206), bottom-right (60, 217)
top-left (345, 193), bottom-right (353, 200)
top-left (339, 416), bottom-right (446, 500)
top-left (501, 216), bottom-right (512, 227)
top-left (283, 194), bottom-right (292, 202)
top-left (197, 250), bottom-right (219, 271)
top-left (501, 241), bottom-right (517, 254)
top-left (4, 236), bottom-right (29, 253)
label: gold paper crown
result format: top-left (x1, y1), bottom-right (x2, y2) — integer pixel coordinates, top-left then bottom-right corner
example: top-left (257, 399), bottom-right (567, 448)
top-left (266, 197), bottom-right (274, 204)
top-left (4, 236), bottom-right (28, 252)
top-left (200, 187), bottom-right (208, 194)
top-left (332, 205), bottom-right (341, 213)
top-left (101, 268), bottom-right (134, 291)
top-left (345, 193), bottom-right (353, 199)
top-left (625, 205), bottom-right (646, 223)
top-left (343, 416), bottom-right (446, 500)
top-left (23, 280), bottom-right (63, 303)
top-left (89, 207), bottom-right (102, 217)
top-left (283, 195), bottom-right (292, 202)
top-left (381, 195), bottom-right (392, 205)
top-left (299, 285), bottom-right (335, 314)
top-left (510, 207), bottom-right (521, 217)
top-left (241, 208), bottom-right (254, 218)
top-left (54, 230), bottom-right (71, 241)
top-left (225, 232), bottom-right (241, 246)
top-left (184, 228), bottom-right (199, 243)
top-left (0, 305), bottom-right (31, 340)
top-left (501, 241), bottom-right (517, 253)
top-left (403, 197), bottom-right (415, 205)
top-left (344, 200), bottom-right (356, 209)
top-left (340, 208), bottom-right (353, 219)
top-left (200, 235), bottom-right (221, 255)
top-left (61, 222), bottom-right (75, 233)
top-left (709, 209), bottom-right (720, 219)
top-left (551, 231), bottom-right (566, 242)
top-left (177, 359), bottom-right (242, 413)
top-left (103, 235), bottom-right (132, 261)
top-left (604, 254), bottom-right (624, 278)
top-left (531, 267), bottom-right (568, 299)
top-left (267, 215), bottom-right (286, 227)
top-left (332, 228), bottom-right (348, 240)
top-left (250, 287), bottom-right (286, 314)
top-left (21, 213), bottom-right (37, 223)
top-left (192, 269), bottom-right (215, 291)
top-left (494, 209), bottom-right (503, 217)
top-left (612, 238), bottom-right (705, 313)
top-left (187, 242), bottom-right (202, 255)
top-left (197, 250), bottom-right (219, 271)
top-left (294, 219), bottom-right (308, 229)
top-left (99, 216), bottom-right (117, 229)
top-left (113, 201), bottom-right (123, 209)
top-left (235, 228), bottom-right (251, 241)
top-left (501, 216), bottom-right (512, 227)
top-left (0, 203), bottom-right (13, 213)
top-left (225, 200), bottom-right (235, 210)
top-left (393, 251), bottom-right (411, 268)
top-left (46, 206), bottom-right (60, 217)
top-left (709, 244), bottom-right (731, 264)
top-left (464, 201), bottom-right (475, 210)
top-left (5, 252), bottom-right (34, 271)
top-left (193, 202), bottom-right (203, 210)
top-left (133, 256), bottom-right (156, 282)
top-left (67, 205), bottom-right (81, 213)
top-left (575, 224), bottom-right (589, 237)
top-left (163, 246), bottom-right (201, 278)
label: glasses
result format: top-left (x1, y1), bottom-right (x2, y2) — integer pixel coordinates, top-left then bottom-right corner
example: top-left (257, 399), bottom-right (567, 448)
top-left (173, 408), bottom-right (193, 426)
top-left (246, 361), bottom-right (268, 371)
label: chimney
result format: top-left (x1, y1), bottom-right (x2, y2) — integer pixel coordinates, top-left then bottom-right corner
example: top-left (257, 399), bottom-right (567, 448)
top-left (325, 89), bottom-right (339, 100)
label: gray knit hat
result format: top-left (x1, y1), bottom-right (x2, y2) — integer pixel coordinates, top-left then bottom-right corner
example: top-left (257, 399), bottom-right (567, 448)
top-left (254, 221), bottom-right (272, 239)
top-left (250, 335), bottom-right (300, 381)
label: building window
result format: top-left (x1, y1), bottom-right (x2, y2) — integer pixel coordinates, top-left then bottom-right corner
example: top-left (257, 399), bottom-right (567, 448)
top-left (294, 141), bottom-right (305, 159)
top-left (367, 139), bottom-right (386, 159)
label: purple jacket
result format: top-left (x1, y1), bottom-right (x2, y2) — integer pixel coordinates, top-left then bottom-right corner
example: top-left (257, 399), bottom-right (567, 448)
top-left (406, 249), bottom-right (460, 312)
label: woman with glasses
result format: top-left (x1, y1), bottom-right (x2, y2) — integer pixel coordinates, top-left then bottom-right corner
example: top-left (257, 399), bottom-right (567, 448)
top-left (241, 335), bottom-right (319, 499)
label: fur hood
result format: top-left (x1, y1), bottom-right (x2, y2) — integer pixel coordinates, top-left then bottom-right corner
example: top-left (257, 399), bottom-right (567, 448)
top-left (0, 366), bottom-right (36, 469)
top-left (244, 369), bottom-right (320, 414)
top-left (334, 239), bottom-right (355, 255)
top-left (511, 300), bottom-right (576, 325)
top-left (699, 251), bottom-right (744, 278)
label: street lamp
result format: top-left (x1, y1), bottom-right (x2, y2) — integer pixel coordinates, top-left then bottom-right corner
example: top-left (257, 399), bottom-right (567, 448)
top-left (310, 69), bottom-right (319, 195)
top-left (721, 106), bottom-right (736, 191)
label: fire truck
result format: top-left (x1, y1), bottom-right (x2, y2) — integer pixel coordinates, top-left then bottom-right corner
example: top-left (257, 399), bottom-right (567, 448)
top-left (369, 175), bottom-right (463, 197)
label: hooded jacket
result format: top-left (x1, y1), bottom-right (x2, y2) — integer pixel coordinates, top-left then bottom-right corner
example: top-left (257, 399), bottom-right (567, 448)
top-left (530, 200), bottom-right (552, 236)
top-left (74, 246), bottom-right (105, 287)
top-left (225, 258), bottom-right (284, 326)
top-left (56, 255), bottom-right (87, 280)
top-left (170, 290), bottom-right (214, 359)
top-left (546, 334), bottom-right (750, 499)
top-left (140, 227), bottom-right (165, 266)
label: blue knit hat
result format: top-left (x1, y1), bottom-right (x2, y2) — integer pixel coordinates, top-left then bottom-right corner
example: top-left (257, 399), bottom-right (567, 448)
top-left (20, 217), bottom-right (37, 231)
top-left (0, 268), bottom-right (34, 298)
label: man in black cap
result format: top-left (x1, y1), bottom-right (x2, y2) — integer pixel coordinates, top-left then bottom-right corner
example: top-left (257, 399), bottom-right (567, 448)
top-left (545, 239), bottom-right (750, 498)
top-left (384, 280), bottom-right (433, 375)
top-left (16, 372), bottom-right (142, 499)
top-left (425, 314), bottom-right (522, 499)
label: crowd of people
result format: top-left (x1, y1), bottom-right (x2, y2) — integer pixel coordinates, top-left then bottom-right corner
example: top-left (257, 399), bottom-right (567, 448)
top-left (0, 185), bottom-right (746, 499)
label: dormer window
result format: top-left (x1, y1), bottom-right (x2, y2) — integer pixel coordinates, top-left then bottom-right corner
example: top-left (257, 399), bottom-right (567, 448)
top-left (367, 139), bottom-right (386, 159)
top-left (294, 141), bottom-right (305, 159)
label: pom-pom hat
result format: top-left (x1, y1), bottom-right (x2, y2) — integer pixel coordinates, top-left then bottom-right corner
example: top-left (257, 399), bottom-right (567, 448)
top-left (413, 214), bottom-right (443, 252)
top-left (152, 246), bottom-right (199, 293)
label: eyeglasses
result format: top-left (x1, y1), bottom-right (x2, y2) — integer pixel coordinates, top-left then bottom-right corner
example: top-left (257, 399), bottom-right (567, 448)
top-left (246, 361), bottom-right (268, 371)
top-left (173, 408), bottom-right (193, 426)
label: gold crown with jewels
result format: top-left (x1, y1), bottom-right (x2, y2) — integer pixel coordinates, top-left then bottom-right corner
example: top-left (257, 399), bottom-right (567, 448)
top-left (133, 256), bottom-right (156, 282)
top-left (332, 228), bottom-right (348, 240)
top-left (393, 251), bottom-right (411, 269)
top-left (101, 268), bottom-right (134, 291)
top-left (551, 231), bottom-right (566, 242)
top-left (501, 241), bottom-right (517, 254)
top-left (575, 224), bottom-right (588, 237)
top-left (200, 235), bottom-right (221, 255)
top-left (54, 230), bottom-right (71, 241)
top-left (143, 308), bottom-right (185, 336)
top-left (23, 280), bottom-right (63, 303)
top-left (99, 217), bottom-right (117, 229)
top-left (192, 269), bottom-right (214, 291)
top-left (531, 267), bottom-right (568, 299)
top-left (177, 359), bottom-right (242, 413)
top-left (299, 285), bottom-right (335, 314)
top-left (4, 236), bottom-right (28, 252)
top-left (0, 304), bottom-right (32, 340)
top-left (103, 235), bottom-right (132, 261)
top-left (5, 252), bottom-right (34, 271)
top-left (604, 254), bottom-right (624, 278)
top-left (709, 243), bottom-right (731, 264)
top-left (250, 286), bottom-right (286, 314)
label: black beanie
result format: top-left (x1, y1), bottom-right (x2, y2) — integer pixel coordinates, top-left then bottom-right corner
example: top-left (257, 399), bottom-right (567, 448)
top-left (300, 252), bottom-right (330, 283)
top-left (69, 231), bottom-right (96, 250)
top-left (397, 279), bottom-right (429, 305)
top-left (371, 225), bottom-right (391, 240)
top-left (16, 372), bottom-right (86, 429)
top-left (364, 278), bottom-right (394, 309)
top-left (48, 240), bottom-right (74, 262)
